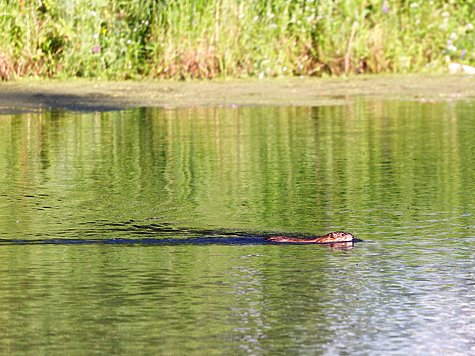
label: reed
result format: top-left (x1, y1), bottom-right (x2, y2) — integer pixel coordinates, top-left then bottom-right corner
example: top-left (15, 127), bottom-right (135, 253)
top-left (0, 0), bottom-right (473, 80)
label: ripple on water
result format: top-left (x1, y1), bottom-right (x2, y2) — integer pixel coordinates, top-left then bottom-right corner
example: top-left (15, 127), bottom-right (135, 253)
top-left (1, 102), bottom-right (475, 354)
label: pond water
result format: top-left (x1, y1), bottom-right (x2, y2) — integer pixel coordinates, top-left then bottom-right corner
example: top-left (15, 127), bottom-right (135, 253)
top-left (1, 100), bottom-right (475, 355)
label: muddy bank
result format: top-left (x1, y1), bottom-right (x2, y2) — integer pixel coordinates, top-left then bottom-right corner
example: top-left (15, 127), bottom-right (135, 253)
top-left (1, 74), bottom-right (474, 114)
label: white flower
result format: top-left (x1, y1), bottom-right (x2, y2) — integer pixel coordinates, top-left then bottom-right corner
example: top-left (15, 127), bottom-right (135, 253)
top-left (410, 2), bottom-right (418, 7)
top-left (259, 73), bottom-right (264, 79)
top-left (283, 66), bottom-right (287, 72)
top-left (238, 14), bottom-right (245, 19)
top-left (450, 32), bottom-right (457, 39)
top-left (445, 55), bottom-right (451, 63)
top-left (127, 39), bottom-right (131, 44)
top-left (91, 10), bottom-right (97, 17)
top-left (93, 34), bottom-right (98, 39)
top-left (467, 23), bottom-right (474, 30)
top-left (133, 28), bottom-right (137, 32)
top-left (441, 11), bottom-right (449, 17)
top-left (253, 16), bottom-right (259, 22)
top-left (268, 12), bottom-right (274, 19)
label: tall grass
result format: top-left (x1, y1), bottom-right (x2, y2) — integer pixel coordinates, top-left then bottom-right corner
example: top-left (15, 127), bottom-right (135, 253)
top-left (1, 0), bottom-right (475, 80)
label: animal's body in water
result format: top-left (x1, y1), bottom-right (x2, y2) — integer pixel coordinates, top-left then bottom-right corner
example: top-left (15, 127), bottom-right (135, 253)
top-left (266, 231), bottom-right (354, 244)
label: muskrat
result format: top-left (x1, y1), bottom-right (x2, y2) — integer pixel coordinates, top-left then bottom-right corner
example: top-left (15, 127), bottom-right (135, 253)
top-left (266, 231), bottom-right (354, 244)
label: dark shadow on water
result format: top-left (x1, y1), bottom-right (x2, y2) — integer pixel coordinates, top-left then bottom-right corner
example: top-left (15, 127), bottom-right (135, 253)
top-left (0, 92), bottom-right (126, 114)
top-left (0, 236), bottom-right (267, 245)
top-left (0, 237), bottom-right (362, 249)
top-left (0, 219), bottom-right (361, 248)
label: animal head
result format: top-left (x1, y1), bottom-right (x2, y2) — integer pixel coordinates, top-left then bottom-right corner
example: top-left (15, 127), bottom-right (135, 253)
top-left (328, 231), bottom-right (354, 242)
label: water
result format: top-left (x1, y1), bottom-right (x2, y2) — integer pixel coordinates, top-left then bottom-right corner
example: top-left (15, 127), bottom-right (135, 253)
top-left (1, 101), bottom-right (475, 355)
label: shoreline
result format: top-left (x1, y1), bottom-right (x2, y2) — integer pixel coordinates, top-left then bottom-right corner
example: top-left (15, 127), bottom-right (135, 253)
top-left (1, 74), bottom-right (474, 114)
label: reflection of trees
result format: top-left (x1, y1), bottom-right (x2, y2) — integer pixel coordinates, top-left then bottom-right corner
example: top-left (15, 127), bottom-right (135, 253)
top-left (0, 101), bottom-right (470, 236)
top-left (1, 101), bottom-right (474, 354)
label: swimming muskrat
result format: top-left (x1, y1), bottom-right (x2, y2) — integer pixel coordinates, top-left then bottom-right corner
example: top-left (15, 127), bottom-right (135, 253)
top-left (266, 231), bottom-right (354, 244)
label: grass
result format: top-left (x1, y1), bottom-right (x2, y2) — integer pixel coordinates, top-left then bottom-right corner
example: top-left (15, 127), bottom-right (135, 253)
top-left (1, 0), bottom-right (475, 80)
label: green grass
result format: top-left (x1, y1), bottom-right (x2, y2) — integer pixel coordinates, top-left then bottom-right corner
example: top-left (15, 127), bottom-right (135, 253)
top-left (1, 0), bottom-right (475, 80)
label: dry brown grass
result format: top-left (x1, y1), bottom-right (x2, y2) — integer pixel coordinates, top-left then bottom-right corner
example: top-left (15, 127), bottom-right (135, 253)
top-left (0, 50), bottom-right (65, 80)
top-left (0, 52), bottom-right (13, 80)
top-left (154, 45), bottom-right (221, 79)
top-left (296, 42), bottom-right (325, 76)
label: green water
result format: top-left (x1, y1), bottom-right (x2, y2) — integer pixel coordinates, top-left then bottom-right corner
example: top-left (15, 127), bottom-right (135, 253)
top-left (1, 101), bottom-right (475, 355)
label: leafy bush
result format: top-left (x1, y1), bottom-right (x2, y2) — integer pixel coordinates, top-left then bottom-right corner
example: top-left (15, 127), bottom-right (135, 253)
top-left (1, 0), bottom-right (474, 79)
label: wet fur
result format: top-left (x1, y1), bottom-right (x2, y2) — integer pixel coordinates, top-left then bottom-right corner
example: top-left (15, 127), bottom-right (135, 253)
top-left (267, 231), bottom-right (354, 244)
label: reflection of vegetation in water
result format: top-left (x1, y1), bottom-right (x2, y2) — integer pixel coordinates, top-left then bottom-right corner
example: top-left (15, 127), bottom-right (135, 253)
top-left (0, 242), bottom-right (339, 354)
top-left (1, 101), bottom-right (475, 355)
top-left (1, 103), bottom-right (475, 355)
top-left (0, 0), bottom-right (473, 79)
top-left (1, 101), bottom-right (475, 239)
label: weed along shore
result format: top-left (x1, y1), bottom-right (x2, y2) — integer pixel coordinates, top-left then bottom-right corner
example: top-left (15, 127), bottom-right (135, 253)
top-left (1, 75), bottom-right (475, 113)
top-left (1, 1), bottom-right (474, 81)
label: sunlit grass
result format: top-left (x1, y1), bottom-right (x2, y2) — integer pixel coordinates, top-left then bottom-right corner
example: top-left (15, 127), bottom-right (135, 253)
top-left (1, 0), bottom-right (474, 80)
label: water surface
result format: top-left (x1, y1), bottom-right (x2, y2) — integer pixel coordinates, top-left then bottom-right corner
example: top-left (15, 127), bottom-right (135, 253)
top-left (1, 101), bottom-right (475, 355)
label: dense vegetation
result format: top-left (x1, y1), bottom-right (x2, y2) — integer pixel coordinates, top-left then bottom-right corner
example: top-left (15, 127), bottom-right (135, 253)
top-left (1, 0), bottom-right (474, 80)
